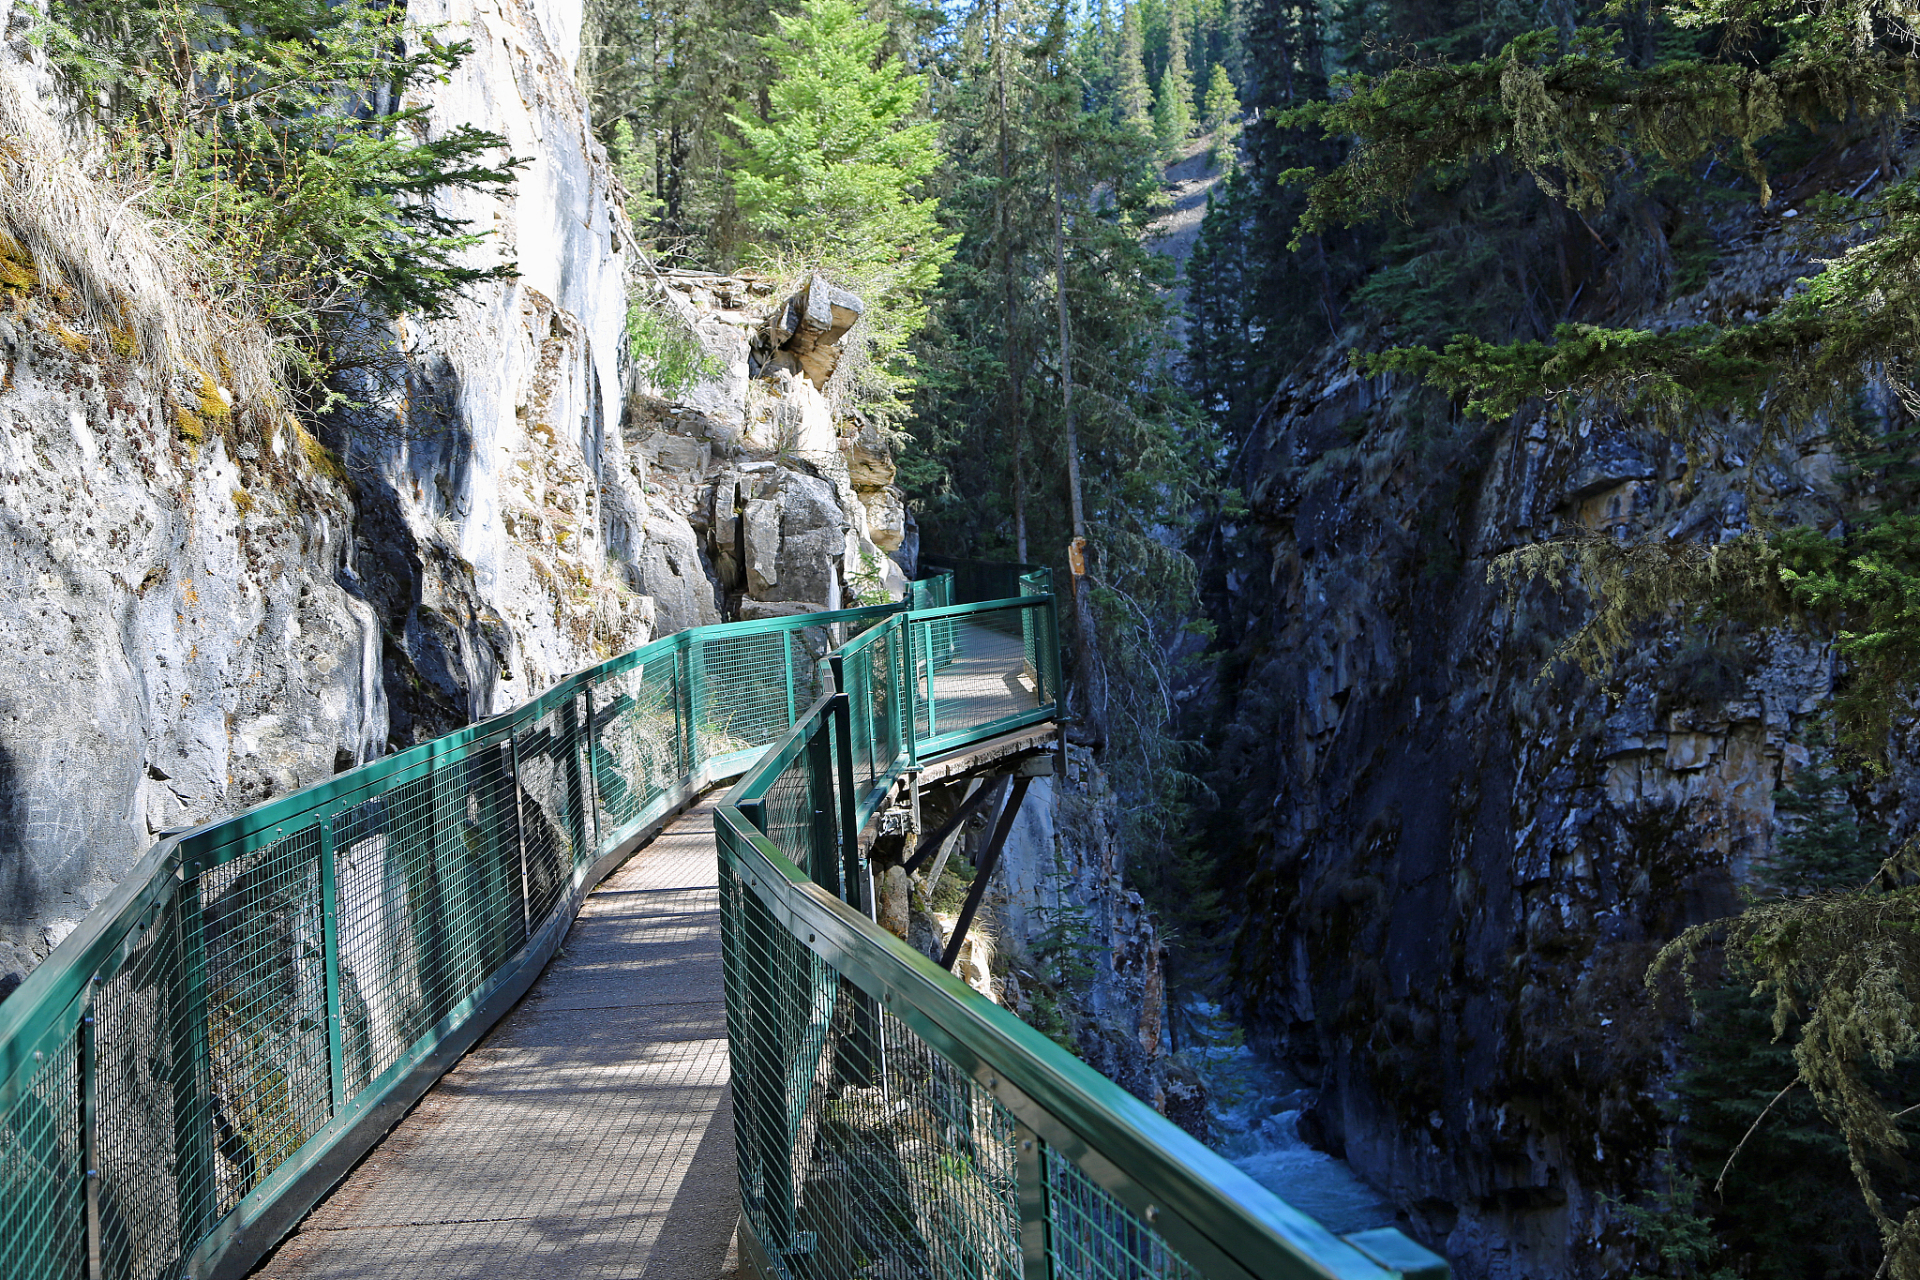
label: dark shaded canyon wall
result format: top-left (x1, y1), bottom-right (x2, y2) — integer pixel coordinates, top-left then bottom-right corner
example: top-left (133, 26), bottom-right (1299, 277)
top-left (1190, 223), bottom-right (1899, 1277)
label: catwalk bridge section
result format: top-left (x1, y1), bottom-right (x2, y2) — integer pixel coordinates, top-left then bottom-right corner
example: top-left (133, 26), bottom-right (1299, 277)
top-left (0, 555), bottom-right (1449, 1280)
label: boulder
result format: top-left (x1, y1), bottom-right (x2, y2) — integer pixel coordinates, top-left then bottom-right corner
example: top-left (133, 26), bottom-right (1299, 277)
top-left (630, 500), bottom-right (721, 635)
top-left (737, 599), bottom-right (826, 621)
top-left (848, 420), bottom-right (896, 488)
top-left (742, 496), bottom-right (782, 595)
top-left (753, 274), bottom-right (863, 390)
top-left (861, 487), bottom-right (908, 552)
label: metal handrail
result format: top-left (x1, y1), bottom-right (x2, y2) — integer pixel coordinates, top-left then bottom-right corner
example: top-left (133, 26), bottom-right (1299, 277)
top-left (0, 559), bottom-right (1445, 1280)
top-left (718, 641), bottom-right (1449, 1280)
top-left (0, 584), bottom-right (932, 1280)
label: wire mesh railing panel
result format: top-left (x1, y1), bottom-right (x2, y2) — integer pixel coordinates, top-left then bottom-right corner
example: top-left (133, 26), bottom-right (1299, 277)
top-left (93, 892), bottom-right (194, 1280)
top-left (698, 631), bottom-right (799, 756)
top-left (754, 747), bottom-right (829, 894)
top-left (920, 610), bottom-right (1043, 744)
top-left (425, 745), bottom-right (524, 1025)
top-left (195, 827), bottom-right (332, 1214)
top-left (1045, 1147), bottom-right (1203, 1280)
top-left (718, 824), bottom-right (1022, 1280)
top-left (786, 626), bottom-right (836, 720)
top-left (590, 657), bottom-right (686, 838)
top-left (513, 707), bottom-right (584, 929)
top-left (843, 645), bottom-right (878, 788)
top-left (0, 558), bottom-right (1067, 1280)
top-left (865, 627), bottom-right (901, 786)
top-left (0, 1011), bottom-right (84, 1280)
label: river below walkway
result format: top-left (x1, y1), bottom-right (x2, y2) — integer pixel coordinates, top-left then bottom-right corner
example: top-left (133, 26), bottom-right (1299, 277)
top-left (1185, 1003), bottom-right (1397, 1237)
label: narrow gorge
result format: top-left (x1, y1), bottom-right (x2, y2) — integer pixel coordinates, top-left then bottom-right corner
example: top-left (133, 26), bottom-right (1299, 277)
top-left (6, 0), bottom-right (1920, 1276)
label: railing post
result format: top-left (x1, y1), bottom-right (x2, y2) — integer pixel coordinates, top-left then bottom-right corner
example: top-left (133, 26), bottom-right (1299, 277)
top-left (805, 717), bottom-right (838, 893)
top-left (319, 818), bottom-right (347, 1113)
top-left (508, 734), bottom-right (533, 942)
top-left (828, 662), bottom-right (862, 912)
top-left (583, 684), bottom-right (602, 857)
top-left (782, 630), bottom-right (796, 727)
top-left (1017, 1122), bottom-right (1051, 1280)
top-left (171, 858), bottom-right (215, 1250)
top-left (81, 989), bottom-right (99, 1280)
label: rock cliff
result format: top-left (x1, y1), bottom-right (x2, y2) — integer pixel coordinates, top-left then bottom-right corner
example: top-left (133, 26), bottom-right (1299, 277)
top-left (1192, 185), bottom-right (1887, 1274)
top-left (0, 3), bottom-right (908, 992)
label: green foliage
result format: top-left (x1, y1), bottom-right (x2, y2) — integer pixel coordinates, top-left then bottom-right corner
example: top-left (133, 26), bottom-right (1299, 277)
top-left (1150, 0), bottom-right (1194, 159)
top-left (1775, 513), bottom-right (1920, 769)
top-left (1114, 0), bottom-right (1155, 134)
top-left (1653, 864), bottom-right (1920, 1275)
top-left (725, 0), bottom-right (955, 414)
top-left (626, 288), bottom-right (721, 400)
top-left (37, 0), bottom-right (519, 359)
top-left (1610, 1153), bottom-right (1739, 1280)
top-left (845, 548), bottom-right (893, 607)
top-left (1487, 528), bottom-right (1786, 694)
top-left (908, 0), bottom-right (1209, 976)
top-left (1647, 734), bottom-right (1891, 1278)
top-left (1201, 63), bottom-right (1240, 169)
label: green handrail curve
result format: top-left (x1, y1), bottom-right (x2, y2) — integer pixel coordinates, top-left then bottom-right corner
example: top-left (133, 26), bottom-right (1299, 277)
top-left (718, 603), bottom-right (1448, 1280)
top-left (0, 560), bottom-right (1445, 1280)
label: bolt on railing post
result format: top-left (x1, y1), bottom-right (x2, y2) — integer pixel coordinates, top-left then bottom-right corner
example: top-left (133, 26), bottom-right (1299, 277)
top-left (508, 734), bottom-right (532, 943)
top-left (318, 818), bottom-right (346, 1113)
top-left (1017, 1122), bottom-right (1051, 1280)
top-left (81, 993), bottom-right (100, 1280)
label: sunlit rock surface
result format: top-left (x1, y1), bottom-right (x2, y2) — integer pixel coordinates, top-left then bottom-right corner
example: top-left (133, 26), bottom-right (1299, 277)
top-left (0, 0), bottom-right (908, 990)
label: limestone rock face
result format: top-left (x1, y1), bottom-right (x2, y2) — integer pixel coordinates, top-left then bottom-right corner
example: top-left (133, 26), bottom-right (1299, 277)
top-left (619, 270), bottom-right (912, 613)
top-left (981, 753), bottom-right (1206, 1138)
top-left (0, 2), bottom-right (907, 992)
top-left (1191, 189), bottom-right (1888, 1277)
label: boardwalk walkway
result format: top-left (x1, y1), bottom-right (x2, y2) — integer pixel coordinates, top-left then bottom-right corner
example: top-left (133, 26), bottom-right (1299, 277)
top-left (255, 799), bottom-right (738, 1280)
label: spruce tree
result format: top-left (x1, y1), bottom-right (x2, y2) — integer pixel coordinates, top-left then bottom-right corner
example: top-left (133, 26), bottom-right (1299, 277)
top-left (1150, 0), bottom-right (1195, 157)
top-left (1114, 1), bottom-right (1153, 136)
top-left (1201, 61), bottom-right (1239, 168)
top-left (726, 0), bottom-right (955, 409)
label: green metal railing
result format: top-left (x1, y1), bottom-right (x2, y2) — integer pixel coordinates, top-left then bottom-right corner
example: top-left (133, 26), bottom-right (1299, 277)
top-left (0, 597), bottom-right (896, 1280)
top-left (0, 558), bottom-right (1445, 1280)
top-left (719, 586), bottom-right (1448, 1280)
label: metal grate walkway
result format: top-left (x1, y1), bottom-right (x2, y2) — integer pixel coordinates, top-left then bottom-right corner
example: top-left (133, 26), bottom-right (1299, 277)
top-left (253, 800), bottom-right (737, 1280)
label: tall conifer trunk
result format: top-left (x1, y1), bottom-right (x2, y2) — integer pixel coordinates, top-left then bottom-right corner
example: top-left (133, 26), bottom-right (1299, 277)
top-left (995, 0), bottom-right (1028, 560)
top-left (1052, 140), bottom-right (1101, 739)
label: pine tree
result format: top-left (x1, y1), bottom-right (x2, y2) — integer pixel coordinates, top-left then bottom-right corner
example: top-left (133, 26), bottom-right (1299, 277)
top-left (1150, 0), bottom-right (1195, 157)
top-left (1202, 61), bottom-right (1240, 168)
top-left (726, 0), bottom-right (956, 410)
top-left (1114, 1), bottom-right (1153, 135)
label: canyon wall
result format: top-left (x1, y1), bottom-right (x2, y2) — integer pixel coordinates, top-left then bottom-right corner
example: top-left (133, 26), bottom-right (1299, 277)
top-left (1193, 188), bottom-right (1900, 1275)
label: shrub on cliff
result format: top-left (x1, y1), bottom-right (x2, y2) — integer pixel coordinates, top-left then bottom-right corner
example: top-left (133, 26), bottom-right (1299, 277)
top-left (34, 0), bottom-right (521, 406)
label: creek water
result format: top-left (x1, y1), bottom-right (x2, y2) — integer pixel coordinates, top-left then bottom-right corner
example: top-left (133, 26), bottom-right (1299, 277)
top-left (1186, 1003), bottom-right (1398, 1236)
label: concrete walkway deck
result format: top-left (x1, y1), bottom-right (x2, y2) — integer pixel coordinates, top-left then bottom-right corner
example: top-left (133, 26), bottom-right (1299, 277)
top-left (256, 799), bottom-right (738, 1280)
